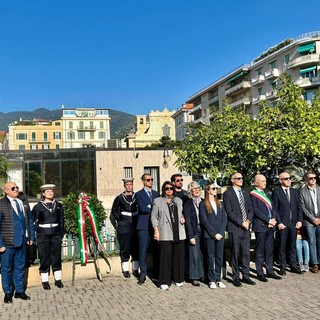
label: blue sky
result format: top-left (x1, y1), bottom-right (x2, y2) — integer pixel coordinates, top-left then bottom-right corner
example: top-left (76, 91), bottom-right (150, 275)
top-left (1, 0), bottom-right (319, 115)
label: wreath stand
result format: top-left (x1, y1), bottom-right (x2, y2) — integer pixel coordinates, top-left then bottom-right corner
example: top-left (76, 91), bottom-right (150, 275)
top-left (71, 236), bottom-right (111, 286)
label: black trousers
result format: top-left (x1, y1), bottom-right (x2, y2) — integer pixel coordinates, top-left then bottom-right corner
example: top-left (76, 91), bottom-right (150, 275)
top-left (117, 230), bottom-right (139, 263)
top-left (37, 233), bottom-right (62, 273)
top-left (158, 241), bottom-right (184, 286)
top-left (228, 230), bottom-right (251, 280)
top-left (278, 222), bottom-right (298, 268)
top-left (255, 230), bottom-right (274, 276)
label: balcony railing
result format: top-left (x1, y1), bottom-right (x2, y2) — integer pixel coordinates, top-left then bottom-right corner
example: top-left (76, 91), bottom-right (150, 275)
top-left (77, 126), bottom-right (96, 131)
top-left (208, 95), bottom-right (219, 104)
top-left (294, 76), bottom-right (320, 87)
top-left (265, 90), bottom-right (278, 100)
top-left (252, 95), bottom-right (266, 105)
top-left (251, 75), bottom-right (265, 86)
top-left (229, 97), bottom-right (251, 108)
top-left (225, 81), bottom-right (251, 96)
top-left (288, 54), bottom-right (320, 68)
top-left (189, 104), bottom-right (202, 115)
top-left (265, 68), bottom-right (279, 79)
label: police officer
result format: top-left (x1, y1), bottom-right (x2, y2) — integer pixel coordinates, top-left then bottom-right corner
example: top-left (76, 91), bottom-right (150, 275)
top-left (32, 184), bottom-right (64, 289)
top-left (110, 178), bottom-right (139, 278)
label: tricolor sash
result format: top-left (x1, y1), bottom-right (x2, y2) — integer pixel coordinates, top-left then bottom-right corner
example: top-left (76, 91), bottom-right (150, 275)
top-left (250, 188), bottom-right (272, 209)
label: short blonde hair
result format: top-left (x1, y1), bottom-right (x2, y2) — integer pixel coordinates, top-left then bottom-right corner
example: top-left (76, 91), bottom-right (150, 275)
top-left (187, 181), bottom-right (201, 194)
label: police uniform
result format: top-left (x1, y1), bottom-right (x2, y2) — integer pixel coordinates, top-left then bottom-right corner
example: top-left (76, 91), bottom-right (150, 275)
top-left (32, 184), bottom-right (64, 289)
top-left (110, 178), bottom-right (139, 277)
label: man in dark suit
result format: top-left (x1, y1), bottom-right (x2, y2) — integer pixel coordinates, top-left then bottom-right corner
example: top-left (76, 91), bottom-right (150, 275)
top-left (223, 172), bottom-right (256, 287)
top-left (135, 173), bottom-right (160, 284)
top-left (250, 174), bottom-right (281, 282)
top-left (0, 182), bottom-right (35, 303)
top-left (272, 172), bottom-right (303, 275)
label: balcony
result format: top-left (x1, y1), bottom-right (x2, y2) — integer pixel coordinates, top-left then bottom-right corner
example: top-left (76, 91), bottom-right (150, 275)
top-left (264, 68), bottom-right (279, 80)
top-left (77, 126), bottom-right (96, 131)
top-left (189, 104), bottom-right (202, 115)
top-left (265, 90), bottom-right (279, 100)
top-left (251, 75), bottom-right (265, 86)
top-left (208, 95), bottom-right (219, 104)
top-left (229, 97), bottom-right (251, 108)
top-left (192, 118), bottom-right (203, 125)
top-left (252, 95), bottom-right (266, 105)
top-left (294, 76), bottom-right (320, 88)
top-left (225, 81), bottom-right (251, 96)
top-left (288, 54), bottom-right (320, 68)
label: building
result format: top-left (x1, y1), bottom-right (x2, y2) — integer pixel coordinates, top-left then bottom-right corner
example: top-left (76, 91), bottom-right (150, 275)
top-left (61, 106), bottom-right (111, 148)
top-left (125, 108), bottom-right (176, 148)
top-left (7, 119), bottom-right (63, 150)
top-left (171, 104), bottom-right (194, 140)
top-left (184, 31), bottom-right (320, 123)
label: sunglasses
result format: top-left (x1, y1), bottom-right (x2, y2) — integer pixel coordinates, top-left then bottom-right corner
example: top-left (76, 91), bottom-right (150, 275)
top-left (210, 187), bottom-right (218, 190)
top-left (175, 179), bottom-right (183, 182)
top-left (191, 187), bottom-right (201, 192)
top-left (308, 177), bottom-right (317, 180)
top-left (165, 187), bottom-right (174, 191)
top-left (145, 179), bottom-right (154, 182)
top-left (11, 186), bottom-right (19, 191)
top-left (233, 177), bottom-right (243, 180)
top-left (281, 177), bottom-right (291, 181)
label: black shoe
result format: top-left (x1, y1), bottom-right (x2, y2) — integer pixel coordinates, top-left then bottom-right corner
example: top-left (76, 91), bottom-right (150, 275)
top-left (55, 280), bottom-right (64, 288)
top-left (42, 282), bottom-right (51, 290)
top-left (132, 270), bottom-right (139, 278)
top-left (137, 276), bottom-right (146, 285)
top-left (4, 293), bottom-right (13, 303)
top-left (123, 271), bottom-right (131, 278)
top-left (266, 272), bottom-right (282, 280)
top-left (257, 275), bottom-right (268, 282)
top-left (291, 266), bottom-right (302, 274)
top-left (14, 292), bottom-right (31, 300)
top-left (191, 280), bottom-right (200, 287)
top-left (242, 277), bottom-right (256, 285)
top-left (233, 278), bottom-right (242, 287)
top-left (278, 268), bottom-right (286, 275)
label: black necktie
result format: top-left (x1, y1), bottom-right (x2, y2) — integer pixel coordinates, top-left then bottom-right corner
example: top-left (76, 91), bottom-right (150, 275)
top-left (238, 190), bottom-right (247, 221)
top-left (285, 189), bottom-right (292, 220)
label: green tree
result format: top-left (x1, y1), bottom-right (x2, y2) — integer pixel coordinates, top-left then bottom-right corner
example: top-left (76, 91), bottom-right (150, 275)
top-left (0, 156), bottom-right (9, 196)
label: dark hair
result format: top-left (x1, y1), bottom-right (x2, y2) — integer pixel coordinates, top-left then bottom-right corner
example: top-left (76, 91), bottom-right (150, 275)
top-left (204, 183), bottom-right (221, 213)
top-left (170, 174), bottom-right (182, 182)
top-left (161, 181), bottom-right (176, 197)
top-left (141, 173), bottom-right (152, 180)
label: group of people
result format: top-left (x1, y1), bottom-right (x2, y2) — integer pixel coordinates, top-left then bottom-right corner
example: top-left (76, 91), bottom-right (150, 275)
top-left (111, 170), bottom-right (319, 290)
top-left (0, 182), bottom-right (64, 303)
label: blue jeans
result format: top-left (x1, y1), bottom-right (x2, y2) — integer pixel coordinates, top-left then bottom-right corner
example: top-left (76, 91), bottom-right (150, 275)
top-left (306, 225), bottom-right (320, 265)
top-left (296, 239), bottom-right (310, 264)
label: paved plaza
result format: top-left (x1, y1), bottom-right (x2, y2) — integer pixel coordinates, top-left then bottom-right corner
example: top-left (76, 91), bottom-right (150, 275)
top-left (1, 267), bottom-right (320, 320)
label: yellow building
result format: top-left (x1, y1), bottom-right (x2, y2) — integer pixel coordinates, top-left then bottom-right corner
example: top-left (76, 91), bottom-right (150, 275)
top-left (125, 108), bottom-right (176, 148)
top-left (8, 119), bottom-right (62, 150)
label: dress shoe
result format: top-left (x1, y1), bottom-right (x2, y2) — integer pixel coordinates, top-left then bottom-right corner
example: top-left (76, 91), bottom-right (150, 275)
top-left (14, 292), bottom-right (31, 300)
top-left (233, 278), bottom-right (242, 287)
top-left (242, 277), bottom-right (256, 285)
top-left (137, 276), bottom-right (146, 285)
top-left (291, 266), bottom-right (302, 274)
top-left (132, 270), bottom-right (139, 278)
top-left (278, 267), bottom-right (286, 275)
top-left (257, 275), bottom-right (268, 282)
top-left (123, 271), bottom-right (131, 278)
top-left (55, 280), bottom-right (64, 288)
top-left (4, 293), bottom-right (13, 303)
top-left (266, 272), bottom-right (282, 280)
top-left (42, 282), bottom-right (51, 290)
top-left (191, 280), bottom-right (200, 287)
top-left (312, 264), bottom-right (319, 273)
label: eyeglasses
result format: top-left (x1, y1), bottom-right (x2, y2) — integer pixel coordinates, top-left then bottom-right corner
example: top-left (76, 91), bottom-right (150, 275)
top-left (281, 177), bottom-right (291, 181)
top-left (145, 179), bottom-right (154, 182)
top-left (165, 187), bottom-right (174, 191)
top-left (191, 187), bottom-right (201, 192)
top-left (210, 187), bottom-right (218, 190)
top-left (11, 186), bottom-right (19, 191)
top-left (233, 177), bottom-right (243, 180)
top-left (308, 177), bottom-right (317, 180)
top-left (175, 179), bottom-right (183, 182)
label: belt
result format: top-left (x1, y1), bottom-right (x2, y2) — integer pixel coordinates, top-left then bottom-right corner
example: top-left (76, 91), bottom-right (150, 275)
top-left (38, 223), bottom-right (59, 228)
top-left (121, 211), bottom-right (138, 217)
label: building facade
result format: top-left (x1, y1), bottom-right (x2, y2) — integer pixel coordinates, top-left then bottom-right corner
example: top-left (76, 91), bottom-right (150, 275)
top-left (171, 103), bottom-right (194, 140)
top-left (183, 31), bottom-right (320, 124)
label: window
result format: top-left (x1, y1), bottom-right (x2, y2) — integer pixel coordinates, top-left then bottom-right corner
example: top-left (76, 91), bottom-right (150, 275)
top-left (56, 144), bottom-right (60, 149)
top-left (90, 132), bottom-right (94, 139)
top-left (79, 121), bottom-right (84, 129)
top-left (78, 132), bottom-right (85, 139)
top-left (19, 145), bottom-right (26, 150)
top-left (284, 54), bottom-right (290, 65)
top-left (42, 144), bottom-right (50, 150)
top-left (90, 121), bottom-right (94, 129)
top-left (30, 144), bottom-right (38, 150)
top-left (16, 133), bottom-right (27, 140)
top-left (53, 132), bottom-right (61, 139)
top-left (140, 118), bottom-right (144, 124)
top-left (100, 121), bottom-right (104, 129)
top-left (69, 121), bottom-right (73, 129)
top-left (269, 60), bottom-right (277, 69)
top-left (256, 68), bottom-right (262, 76)
top-left (124, 167), bottom-right (133, 179)
top-left (303, 91), bottom-right (315, 101)
top-left (31, 132), bottom-right (36, 141)
top-left (144, 167), bottom-right (160, 192)
top-left (301, 69), bottom-right (317, 79)
top-left (43, 132), bottom-right (48, 141)
top-left (271, 80), bottom-right (278, 90)
top-left (67, 131), bottom-right (75, 139)
top-left (258, 88), bottom-right (263, 96)
top-left (55, 122), bottom-right (61, 126)
top-left (98, 132), bottom-right (106, 139)
top-left (162, 124), bottom-right (170, 137)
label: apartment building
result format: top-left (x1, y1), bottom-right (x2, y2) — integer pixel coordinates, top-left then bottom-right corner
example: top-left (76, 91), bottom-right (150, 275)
top-left (8, 119), bottom-right (63, 150)
top-left (171, 103), bottom-right (194, 140)
top-left (182, 31), bottom-right (320, 125)
top-left (61, 106), bottom-right (111, 148)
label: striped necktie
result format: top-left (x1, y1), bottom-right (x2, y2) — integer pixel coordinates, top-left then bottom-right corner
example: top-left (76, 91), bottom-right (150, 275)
top-left (238, 190), bottom-right (247, 221)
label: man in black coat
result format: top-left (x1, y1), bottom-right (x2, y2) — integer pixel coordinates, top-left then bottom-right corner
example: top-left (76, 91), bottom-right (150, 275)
top-left (272, 172), bottom-right (303, 275)
top-left (223, 172), bottom-right (256, 287)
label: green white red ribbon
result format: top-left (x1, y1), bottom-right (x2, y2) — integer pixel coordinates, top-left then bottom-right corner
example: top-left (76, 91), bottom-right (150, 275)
top-left (250, 188), bottom-right (272, 209)
top-left (77, 191), bottom-right (105, 264)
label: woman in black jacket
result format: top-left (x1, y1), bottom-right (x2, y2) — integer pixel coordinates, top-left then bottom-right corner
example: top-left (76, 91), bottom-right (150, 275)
top-left (199, 182), bottom-right (227, 289)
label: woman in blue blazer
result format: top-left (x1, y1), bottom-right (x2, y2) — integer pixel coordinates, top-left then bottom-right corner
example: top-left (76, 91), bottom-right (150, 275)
top-left (199, 182), bottom-right (227, 289)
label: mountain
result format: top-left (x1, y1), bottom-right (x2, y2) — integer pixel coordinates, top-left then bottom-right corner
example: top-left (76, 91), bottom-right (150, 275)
top-left (0, 108), bottom-right (135, 139)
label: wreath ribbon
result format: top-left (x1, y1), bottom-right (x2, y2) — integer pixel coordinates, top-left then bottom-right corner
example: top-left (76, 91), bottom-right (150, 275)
top-left (77, 191), bottom-right (105, 264)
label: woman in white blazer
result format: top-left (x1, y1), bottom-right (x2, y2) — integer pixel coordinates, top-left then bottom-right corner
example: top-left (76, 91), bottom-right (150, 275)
top-left (151, 181), bottom-right (186, 290)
